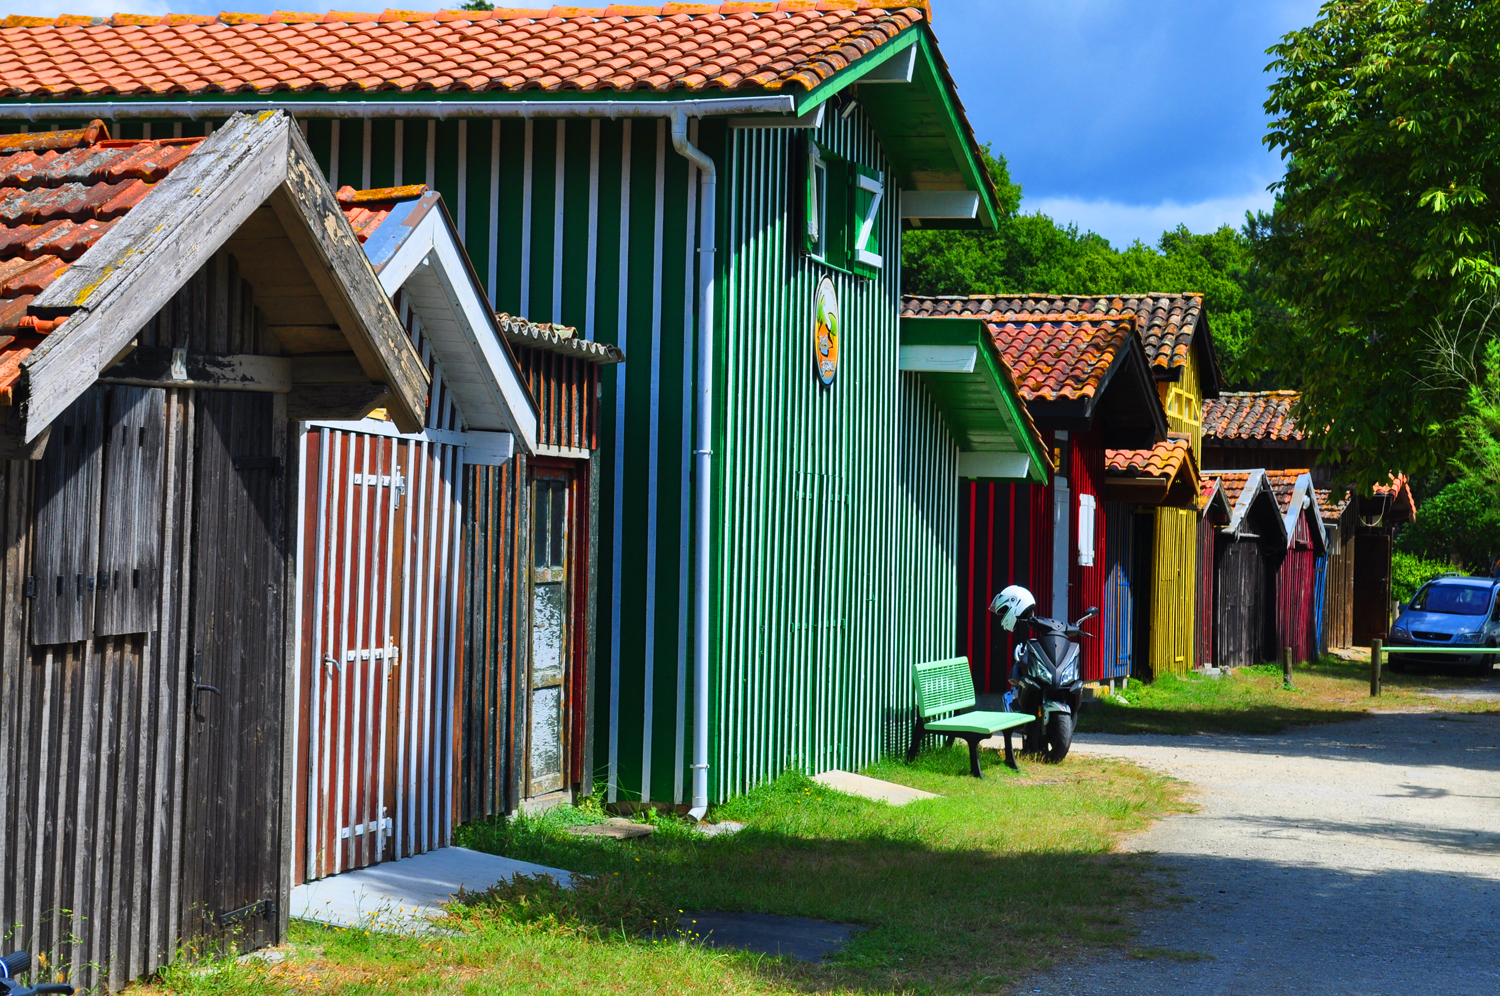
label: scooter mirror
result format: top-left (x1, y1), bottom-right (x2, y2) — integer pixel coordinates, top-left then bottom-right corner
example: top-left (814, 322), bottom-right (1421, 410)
top-left (1073, 606), bottom-right (1099, 626)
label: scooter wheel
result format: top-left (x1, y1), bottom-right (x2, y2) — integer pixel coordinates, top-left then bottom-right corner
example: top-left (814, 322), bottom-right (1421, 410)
top-left (1044, 711), bottom-right (1074, 763)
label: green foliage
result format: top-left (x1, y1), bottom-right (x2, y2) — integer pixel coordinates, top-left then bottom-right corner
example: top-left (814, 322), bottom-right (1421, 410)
top-left (1391, 551), bottom-right (1464, 604)
top-left (1395, 477), bottom-right (1500, 572)
top-left (901, 147), bottom-right (1285, 387)
top-left (1256, 0), bottom-right (1500, 481)
top-left (458, 0), bottom-right (494, 9)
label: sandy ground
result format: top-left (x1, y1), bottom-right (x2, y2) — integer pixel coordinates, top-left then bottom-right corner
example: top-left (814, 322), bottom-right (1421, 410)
top-left (1016, 710), bottom-right (1500, 995)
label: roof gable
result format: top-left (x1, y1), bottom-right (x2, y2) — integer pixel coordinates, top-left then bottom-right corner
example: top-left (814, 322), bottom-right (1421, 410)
top-left (340, 183), bottom-right (540, 451)
top-left (1105, 436), bottom-right (1200, 508)
top-left (1263, 469), bottom-right (1327, 554)
top-left (1213, 468), bottom-right (1289, 544)
top-left (4, 111), bottom-right (431, 445)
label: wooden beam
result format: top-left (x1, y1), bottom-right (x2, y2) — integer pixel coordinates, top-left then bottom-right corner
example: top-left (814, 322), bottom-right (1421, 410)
top-left (269, 124), bottom-right (429, 434)
top-left (285, 383), bottom-right (391, 424)
top-left (100, 347), bottom-right (293, 393)
top-left (22, 112), bottom-right (291, 440)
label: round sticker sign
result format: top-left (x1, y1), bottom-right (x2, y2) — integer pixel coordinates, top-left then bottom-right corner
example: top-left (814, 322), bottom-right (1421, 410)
top-left (814, 276), bottom-right (839, 386)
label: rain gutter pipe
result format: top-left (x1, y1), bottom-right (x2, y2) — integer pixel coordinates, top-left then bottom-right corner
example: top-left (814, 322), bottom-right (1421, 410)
top-left (0, 96), bottom-right (795, 121)
top-left (670, 108), bottom-right (713, 823)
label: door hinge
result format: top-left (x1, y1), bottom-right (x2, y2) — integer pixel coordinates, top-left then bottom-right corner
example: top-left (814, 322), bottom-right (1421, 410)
top-left (23, 575), bottom-right (34, 598)
top-left (339, 815), bottom-right (392, 839)
top-left (217, 898), bottom-right (276, 925)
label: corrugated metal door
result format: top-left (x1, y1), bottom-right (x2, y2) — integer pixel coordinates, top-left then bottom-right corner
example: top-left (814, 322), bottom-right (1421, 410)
top-left (297, 425), bottom-right (462, 881)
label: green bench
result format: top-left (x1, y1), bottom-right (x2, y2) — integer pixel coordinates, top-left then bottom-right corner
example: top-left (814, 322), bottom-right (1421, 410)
top-left (905, 656), bottom-right (1031, 777)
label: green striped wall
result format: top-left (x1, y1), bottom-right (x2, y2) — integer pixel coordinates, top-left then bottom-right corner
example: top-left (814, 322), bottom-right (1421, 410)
top-left (12, 105), bottom-right (960, 807)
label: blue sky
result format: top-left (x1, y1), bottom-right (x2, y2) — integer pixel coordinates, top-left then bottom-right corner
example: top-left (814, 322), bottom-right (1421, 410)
top-left (11, 0), bottom-right (1323, 248)
top-left (936, 0), bottom-right (1326, 247)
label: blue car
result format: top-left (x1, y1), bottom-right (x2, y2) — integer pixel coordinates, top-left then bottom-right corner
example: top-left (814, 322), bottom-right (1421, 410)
top-left (1388, 576), bottom-right (1500, 674)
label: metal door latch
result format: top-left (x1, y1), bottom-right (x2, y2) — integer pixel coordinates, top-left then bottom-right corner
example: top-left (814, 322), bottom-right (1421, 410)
top-left (217, 898), bottom-right (275, 925)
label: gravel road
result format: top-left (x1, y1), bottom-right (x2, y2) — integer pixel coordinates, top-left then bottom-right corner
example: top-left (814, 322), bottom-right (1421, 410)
top-left (1017, 710), bottom-right (1500, 995)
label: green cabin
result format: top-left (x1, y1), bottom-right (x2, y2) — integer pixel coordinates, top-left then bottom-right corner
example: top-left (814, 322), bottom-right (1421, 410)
top-left (0, 1), bottom-right (1048, 813)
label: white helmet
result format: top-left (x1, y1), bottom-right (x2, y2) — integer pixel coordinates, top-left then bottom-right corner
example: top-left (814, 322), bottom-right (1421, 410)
top-left (989, 585), bottom-right (1035, 632)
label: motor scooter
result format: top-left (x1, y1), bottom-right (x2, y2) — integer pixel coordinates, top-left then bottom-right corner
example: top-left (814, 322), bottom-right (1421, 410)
top-left (1005, 605), bottom-right (1098, 762)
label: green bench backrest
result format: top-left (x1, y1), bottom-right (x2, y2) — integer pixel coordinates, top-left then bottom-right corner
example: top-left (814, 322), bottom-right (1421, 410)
top-left (914, 657), bottom-right (977, 719)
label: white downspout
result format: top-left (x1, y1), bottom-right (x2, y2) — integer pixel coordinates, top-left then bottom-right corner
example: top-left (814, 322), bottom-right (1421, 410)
top-left (671, 109), bottom-right (714, 822)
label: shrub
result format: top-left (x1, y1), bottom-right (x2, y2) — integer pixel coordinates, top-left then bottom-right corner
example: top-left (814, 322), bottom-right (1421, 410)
top-left (1391, 551), bottom-right (1462, 604)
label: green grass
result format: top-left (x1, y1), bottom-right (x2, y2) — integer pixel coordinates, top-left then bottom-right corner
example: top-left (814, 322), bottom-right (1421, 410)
top-left (138, 747), bottom-right (1184, 996)
top-left (1081, 655), bottom-right (1500, 736)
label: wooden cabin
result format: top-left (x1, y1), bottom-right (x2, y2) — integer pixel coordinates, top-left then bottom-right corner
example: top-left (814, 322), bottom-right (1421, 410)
top-left (1315, 487), bottom-right (1356, 653)
top-left (1264, 470), bottom-right (1328, 664)
top-left (1103, 437), bottom-right (1201, 676)
top-left (1196, 478), bottom-right (1233, 669)
top-left (906, 305), bottom-right (1170, 687)
top-left (1353, 475), bottom-right (1417, 644)
top-left (906, 294), bottom-right (1219, 678)
top-left (290, 185), bottom-right (540, 887)
top-left (1209, 470), bottom-right (1289, 667)
top-left (463, 316), bottom-right (621, 819)
top-left (0, 114), bottom-right (434, 990)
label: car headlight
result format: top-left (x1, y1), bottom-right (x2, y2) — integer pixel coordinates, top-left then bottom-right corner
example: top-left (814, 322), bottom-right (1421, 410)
top-left (1455, 631), bottom-right (1486, 644)
top-left (1390, 626), bottom-right (1410, 641)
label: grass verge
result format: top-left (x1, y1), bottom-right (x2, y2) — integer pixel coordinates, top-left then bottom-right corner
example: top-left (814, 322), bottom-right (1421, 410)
top-left (136, 746), bottom-right (1184, 996)
top-left (1081, 655), bottom-right (1500, 736)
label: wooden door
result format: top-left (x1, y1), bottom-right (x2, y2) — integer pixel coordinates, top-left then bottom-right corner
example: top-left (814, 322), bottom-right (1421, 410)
top-left (528, 473), bottom-right (571, 797)
top-left (1353, 531), bottom-right (1393, 645)
top-left (180, 392), bottom-right (287, 952)
top-left (297, 429), bottom-right (407, 882)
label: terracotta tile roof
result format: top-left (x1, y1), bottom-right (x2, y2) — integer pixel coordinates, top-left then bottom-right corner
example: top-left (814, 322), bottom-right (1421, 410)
top-left (986, 315), bottom-right (1133, 402)
top-left (0, 121), bottom-right (201, 398)
top-left (1203, 390), bottom-right (1302, 441)
top-left (1216, 470), bottom-right (1251, 507)
top-left (499, 312), bottom-right (625, 364)
top-left (902, 293), bottom-right (1205, 376)
top-left (0, 4), bottom-right (924, 97)
top-left (1262, 468), bottom-right (1308, 514)
top-left (338, 183), bottom-right (428, 240)
top-left (1315, 487), bottom-right (1350, 523)
top-left (1106, 437), bottom-right (1191, 481)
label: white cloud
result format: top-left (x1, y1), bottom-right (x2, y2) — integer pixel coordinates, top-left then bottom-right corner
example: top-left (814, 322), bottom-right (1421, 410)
top-left (1026, 186), bottom-right (1278, 249)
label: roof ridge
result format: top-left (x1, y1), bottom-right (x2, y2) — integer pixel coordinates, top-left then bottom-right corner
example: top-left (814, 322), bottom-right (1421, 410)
top-left (1, 2), bottom-right (928, 27)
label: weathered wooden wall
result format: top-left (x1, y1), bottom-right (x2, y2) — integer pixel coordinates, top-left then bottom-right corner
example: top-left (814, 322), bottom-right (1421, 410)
top-left (1352, 529), bottom-right (1393, 645)
top-left (1101, 501), bottom-right (1135, 679)
top-left (1321, 517), bottom-right (1356, 651)
top-left (1215, 538), bottom-right (1269, 667)
top-left (1277, 513), bottom-right (1318, 663)
top-left (0, 250), bottom-right (291, 991)
top-left (1196, 512), bottom-right (1217, 668)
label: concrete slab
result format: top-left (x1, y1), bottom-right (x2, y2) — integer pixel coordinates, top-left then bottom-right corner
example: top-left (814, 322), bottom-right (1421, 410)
top-left (675, 911), bottom-right (864, 962)
top-left (812, 769), bottom-right (937, 805)
top-left (289, 846), bottom-right (572, 933)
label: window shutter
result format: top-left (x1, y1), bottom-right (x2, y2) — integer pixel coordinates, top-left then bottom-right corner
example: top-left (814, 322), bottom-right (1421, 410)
top-left (852, 166), bottom-right (884, 272)
top-left (95, 386), bottom-right (167, 636)
top-left (31, 388), bottom-right (106, 645)
top-left (1077, 493), bottom-right (1096, 567)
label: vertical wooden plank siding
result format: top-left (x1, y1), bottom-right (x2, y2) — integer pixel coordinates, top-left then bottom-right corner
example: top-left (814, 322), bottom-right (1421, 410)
top-left (1150, 507), bottom-right (1197, 675)
top-left (1321, 513), bottom-right (1356, 650)
top-left (1277, 513), bottom-right (1318, 663)
top-left (1196, 512), bottom-right (1217, 667)
top-left (955, 482), bottom-right (1037, 694)
top-left (1215, 538), bottom-right (1269, 667)
top-left (1067, 428), bottom-right (1107, 679)
top-left (0, 249), bottom-right (288, 991)
top-left (1101, 501), bottom-right (1135, 678)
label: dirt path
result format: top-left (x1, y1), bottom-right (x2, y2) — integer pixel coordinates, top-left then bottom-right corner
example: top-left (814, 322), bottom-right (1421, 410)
top-left (1019, 711), bottom-right (1500, 995)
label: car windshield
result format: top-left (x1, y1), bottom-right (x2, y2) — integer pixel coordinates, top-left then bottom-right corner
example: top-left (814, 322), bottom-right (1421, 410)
top-left (1411, 583), bottom-right (1493, 616)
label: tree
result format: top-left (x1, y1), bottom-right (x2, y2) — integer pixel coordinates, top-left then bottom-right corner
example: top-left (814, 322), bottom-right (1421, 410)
top-left (902, 148), bottom-right (1283, 387)
top-left (1259, 0), bottom-right (1500, 482)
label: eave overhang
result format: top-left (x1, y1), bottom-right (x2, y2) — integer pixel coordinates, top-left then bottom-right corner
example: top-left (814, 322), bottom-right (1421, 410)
top-left (899, 316), bottom-right (1051, 483)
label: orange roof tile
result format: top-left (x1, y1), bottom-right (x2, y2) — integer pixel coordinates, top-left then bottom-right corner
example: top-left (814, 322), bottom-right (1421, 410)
top-left (903, 293), bottom-right (1208, 377)
top-left (985, 316), bottom-right (1133, 402)
top-left (0, 121), bottom-right (202, 398)
top-left (1262, 468), bottom-right (1308, 514)
top-left (1204, 390), bottom-right (1303, 441)
top-left (0, 4), bottom-right (924, 97)
top-left (1106, 437), bottom-right (1190, 481)
top-left (1216, 470), bottom-right (1251, 507)
top-left (337, 182), bottom-right (427, 240)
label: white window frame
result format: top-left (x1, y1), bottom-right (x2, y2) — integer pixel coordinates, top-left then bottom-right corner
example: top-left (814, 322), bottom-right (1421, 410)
top-left (807, 145), bottom-right (828, 261)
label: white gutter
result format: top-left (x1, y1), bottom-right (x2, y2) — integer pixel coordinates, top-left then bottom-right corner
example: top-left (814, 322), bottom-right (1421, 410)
top-left (0, 96), bottom-right (795, 121)
top-left (670, 108), bottom-right (714, 823)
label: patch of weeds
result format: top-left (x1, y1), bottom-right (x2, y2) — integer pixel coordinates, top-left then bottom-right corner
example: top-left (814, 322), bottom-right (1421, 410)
top-left (449, 872), bottom-right (678, 938)
top-left (1128, 947), bottom-right (1215, 962)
